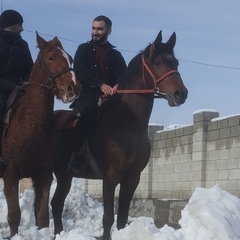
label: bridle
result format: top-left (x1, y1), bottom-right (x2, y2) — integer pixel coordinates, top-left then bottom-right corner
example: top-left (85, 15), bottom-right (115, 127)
top-left (47, 67), bottom-right (74, 92)
top-left (49, 68), bottom-right (74, 82)
top-left (116, 54), bottom-right (179, 95)
top-left (28, 49), bottom-right (74, 93)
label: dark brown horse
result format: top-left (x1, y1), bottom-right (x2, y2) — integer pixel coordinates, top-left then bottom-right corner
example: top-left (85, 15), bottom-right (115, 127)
top-left (1, 33), bottom-right (80, 238)
top-left (50, 31), bottom-right (188, 240)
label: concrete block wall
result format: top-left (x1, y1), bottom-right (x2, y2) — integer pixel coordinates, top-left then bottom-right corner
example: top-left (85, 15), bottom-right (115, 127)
top-left (205, 113), bottom-right (240, 196)
top-left (147, 123), bottom-right (193, 200)
top-left (81, 110), bottom-right (240, 200)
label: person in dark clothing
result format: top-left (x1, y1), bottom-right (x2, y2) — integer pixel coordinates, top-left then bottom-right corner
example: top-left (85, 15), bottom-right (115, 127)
top-left (0, 10), bottom-right (33, 175)
top-left (68, 15), bottom-right (127, 175)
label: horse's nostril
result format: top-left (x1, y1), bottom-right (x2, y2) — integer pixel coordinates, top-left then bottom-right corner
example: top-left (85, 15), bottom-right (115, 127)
top-left (174, 90), bottom-right (181, 99)
top-left (67, 85), bottom-right (74, 94)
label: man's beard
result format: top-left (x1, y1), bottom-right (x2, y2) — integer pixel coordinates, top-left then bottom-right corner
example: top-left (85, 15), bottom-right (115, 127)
top-left (92, 31), bottom-right (108, 45)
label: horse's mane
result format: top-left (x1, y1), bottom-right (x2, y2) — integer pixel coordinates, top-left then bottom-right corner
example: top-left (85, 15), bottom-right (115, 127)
top-left (117, 51), bottom-right (144, 90)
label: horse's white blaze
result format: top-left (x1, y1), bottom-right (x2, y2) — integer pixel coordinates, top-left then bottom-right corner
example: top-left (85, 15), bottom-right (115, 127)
top-left (60, 48), bottom-right (77, 85)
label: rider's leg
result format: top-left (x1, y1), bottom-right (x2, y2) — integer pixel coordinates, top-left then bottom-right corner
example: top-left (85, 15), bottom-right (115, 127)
top-left (68, 102), bottom-right (98, 174)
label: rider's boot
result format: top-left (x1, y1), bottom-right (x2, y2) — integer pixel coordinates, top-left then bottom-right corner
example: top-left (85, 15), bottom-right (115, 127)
top-left (68, 149), bottom-right (87, 175)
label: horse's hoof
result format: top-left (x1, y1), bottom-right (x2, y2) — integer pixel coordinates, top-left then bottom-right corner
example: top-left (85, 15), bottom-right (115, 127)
top-left (96, 236), bottom-right (111, 240)
top-left (3, 235), bottom-right (10, 239)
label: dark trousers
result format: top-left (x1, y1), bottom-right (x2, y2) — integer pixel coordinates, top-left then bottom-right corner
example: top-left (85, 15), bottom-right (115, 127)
top-left (71, 95), bottom-right (98, 152)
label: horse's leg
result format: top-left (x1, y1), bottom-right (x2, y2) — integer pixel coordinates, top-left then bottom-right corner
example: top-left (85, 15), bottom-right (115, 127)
top-left (32, 172), bottom-right (53, 229)
top-left (3, 176), bottom-right (21, 237)
top-left (117, 172), bottom-right (141, 230)
top-left (51, 173), bottom-right (73, 235)
top-left (102, 178), bottom-right (118, 240)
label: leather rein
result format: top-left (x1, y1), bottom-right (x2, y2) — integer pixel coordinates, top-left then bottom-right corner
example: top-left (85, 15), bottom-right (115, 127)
top-left (116, 55), bottom-right (178, 95)
top-left (39, 67), bottom-right (74, 92)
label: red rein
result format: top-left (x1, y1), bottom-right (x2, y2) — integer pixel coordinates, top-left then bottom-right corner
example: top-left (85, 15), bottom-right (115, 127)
top-left (116, 55), bottom-right (178, 94)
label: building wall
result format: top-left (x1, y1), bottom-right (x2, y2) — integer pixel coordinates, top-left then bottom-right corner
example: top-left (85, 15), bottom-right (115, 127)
top-left (81, 110), bottom-right (240, 200)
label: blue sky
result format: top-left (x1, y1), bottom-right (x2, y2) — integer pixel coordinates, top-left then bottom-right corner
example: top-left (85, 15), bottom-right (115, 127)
top-left (3, 0), bottom-right (240, 126)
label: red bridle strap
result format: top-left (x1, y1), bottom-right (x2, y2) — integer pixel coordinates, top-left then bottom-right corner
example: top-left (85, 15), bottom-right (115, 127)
top-left (141, 55), bottom-right (178, 84)
top-left (115, 55), bottom-right (178, 94)
top-left (116, 89), bottom-right (154, 94)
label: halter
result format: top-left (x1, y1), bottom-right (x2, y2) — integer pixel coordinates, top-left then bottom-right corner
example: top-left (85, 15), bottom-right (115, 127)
top-left (49, 68), bottom-right (74, 81)
top-left (141, 55), bottom-right (178, 85)
top-left (48, 67), bottom-right (74, 92)
top-left (116, 55), bottom-right (178, 95)
top-left (33, 51), bottom-right (74, 92)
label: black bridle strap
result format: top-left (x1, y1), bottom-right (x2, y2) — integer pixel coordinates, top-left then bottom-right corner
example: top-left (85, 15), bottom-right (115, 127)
top-left (49, 68), bottom-right (74, 80)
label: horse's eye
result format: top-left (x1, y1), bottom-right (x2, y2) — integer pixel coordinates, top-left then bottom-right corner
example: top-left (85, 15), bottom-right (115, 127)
top-left (155, 61), bottom-right (161, 66)
top-left (47, 52), bottom-right (54, 61)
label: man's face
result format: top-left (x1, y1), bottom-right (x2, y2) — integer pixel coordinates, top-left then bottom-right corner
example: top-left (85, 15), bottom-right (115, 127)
top-left (6, 23), bottom-right (23, 35)
top-left (91, 20), bottom-right (111, 44)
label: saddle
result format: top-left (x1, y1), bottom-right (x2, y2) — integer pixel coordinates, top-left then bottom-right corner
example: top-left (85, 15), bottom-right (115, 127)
top-left (54, 95), bottom-right (109, 130)
top-left (3, 85), bottom-right (26, 134)
top-left (54, 110), bottom-right (80, 130)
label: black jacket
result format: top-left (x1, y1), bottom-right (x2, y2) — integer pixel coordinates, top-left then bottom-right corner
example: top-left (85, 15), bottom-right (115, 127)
top-left (73, 40), bottom-right (127, 100)
top-left (0, 29), bottom-right (33, 96)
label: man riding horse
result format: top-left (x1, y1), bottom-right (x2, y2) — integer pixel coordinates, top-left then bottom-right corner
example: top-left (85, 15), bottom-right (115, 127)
top-left (0, 10), bottom-right (33, 175)
top-left (67, 15), bottom-right (127, 175)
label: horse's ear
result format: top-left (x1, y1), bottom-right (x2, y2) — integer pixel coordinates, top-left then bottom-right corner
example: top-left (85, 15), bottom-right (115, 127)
top-left (36, 31), bottom-right (47, 50)
top-left (53, 36), bottom-right (63, 49)
top-left (166, 32), bottom-right (176, 49)
top-left (149, 30), bottom-right (162, 59)
top-left (154, 30), bottom-right (163, 44)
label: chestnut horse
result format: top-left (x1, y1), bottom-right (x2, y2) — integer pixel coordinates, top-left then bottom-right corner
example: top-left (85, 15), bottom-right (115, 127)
top-left (50, 31), bottom-right (188, 240)
top-left (1, 33), bottom-right (80, 238)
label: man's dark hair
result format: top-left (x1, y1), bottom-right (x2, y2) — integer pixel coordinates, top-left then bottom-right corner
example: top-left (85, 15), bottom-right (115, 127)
top-left (93, 15), bottom-right (112, 29)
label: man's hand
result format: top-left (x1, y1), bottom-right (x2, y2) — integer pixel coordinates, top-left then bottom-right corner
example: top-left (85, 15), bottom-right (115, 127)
top-left (100, 83), bottom-right (114, 96)
top-left (113, 84), bottom-right (118, 93)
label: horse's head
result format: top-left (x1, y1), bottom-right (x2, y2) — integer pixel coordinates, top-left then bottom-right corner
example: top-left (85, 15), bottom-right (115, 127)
top-left (143, 31), bottom-right (188, 106)
top-left (36, 32), bottom-right (81, 103)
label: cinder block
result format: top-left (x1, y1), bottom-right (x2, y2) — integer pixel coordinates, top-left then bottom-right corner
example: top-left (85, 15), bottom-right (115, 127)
top-left (206, 170), bottom-right (217, 181)
top-left (218, 119), bottom-right (228, 129)
top-left (207, 130), bottom-right (220, 141)
top-left (217, 170), bottom-right (228, 180)
top-left (230, 125), bottom-right (240, 137)
top-left (228, 115), bottom-right (240, 127)
top-left (193, 110), bottom-right (219, 123)
top-left (219, 128), bottom-right (230, 139)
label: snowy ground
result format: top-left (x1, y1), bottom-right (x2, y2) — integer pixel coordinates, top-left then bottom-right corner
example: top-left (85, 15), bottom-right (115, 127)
top-left (0, 182), bottom-right (240, 240)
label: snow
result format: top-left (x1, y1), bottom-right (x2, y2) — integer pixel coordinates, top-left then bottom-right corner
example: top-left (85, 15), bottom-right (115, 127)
top-left (192, 109), bottom-right (219, 115)
top-left (0, 183), bottom-right (240, 240)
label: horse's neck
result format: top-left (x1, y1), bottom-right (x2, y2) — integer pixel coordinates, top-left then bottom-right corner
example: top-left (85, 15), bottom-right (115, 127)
top-left (29, 57), bottom-right (49, 84)
top-left (23, 58), bottom-right (54, 114)
top-left (120, 75), bottom-right (154, 124)
top-left (123, 94), bottom-right (153, 123)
